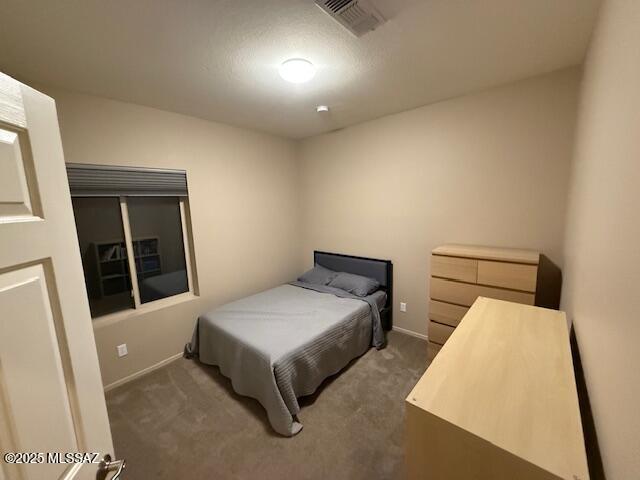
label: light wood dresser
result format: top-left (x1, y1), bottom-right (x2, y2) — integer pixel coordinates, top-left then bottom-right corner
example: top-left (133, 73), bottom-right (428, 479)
top-left (406, 297), bottom-right (589, 480)
top-left (428, 244), bottom-right (540, 360)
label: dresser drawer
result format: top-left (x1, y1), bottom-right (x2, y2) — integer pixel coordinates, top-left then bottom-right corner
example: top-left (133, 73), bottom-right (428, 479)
top-left (430, 277), bottom-right (535, 307)
top-left (431, 255), bottom-right (477, 283)
top-left (427, 341), bottom-right (442, 362)
top-left (477, 260), bottom-right (538, 293)
top-left (429, 300), bottom-right (468, 327)
top-left (429, 320), bottom-right (455, 345)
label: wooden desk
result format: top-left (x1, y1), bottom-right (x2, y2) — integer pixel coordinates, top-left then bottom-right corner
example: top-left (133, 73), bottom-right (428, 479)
top-left (406, 297), bottom-right (589, 480)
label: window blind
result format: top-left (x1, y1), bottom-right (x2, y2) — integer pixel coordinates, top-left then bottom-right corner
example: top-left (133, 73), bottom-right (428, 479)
top-left (66, 163), bottom-right (188, 197)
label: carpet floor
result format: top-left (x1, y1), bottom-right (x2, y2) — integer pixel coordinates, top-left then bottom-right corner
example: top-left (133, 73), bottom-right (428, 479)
top-left (105, 330), bottom-right (429, 480)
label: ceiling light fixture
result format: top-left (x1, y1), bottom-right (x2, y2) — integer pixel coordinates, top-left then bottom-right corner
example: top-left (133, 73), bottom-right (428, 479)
top-left (279, 58), bottom-right (316, 84)
top-left (316, 105), bottom-right (330, 113)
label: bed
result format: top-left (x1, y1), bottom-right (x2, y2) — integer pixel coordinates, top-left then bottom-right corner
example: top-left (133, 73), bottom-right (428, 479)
top-left (185, 251), bottom-right (393, 436)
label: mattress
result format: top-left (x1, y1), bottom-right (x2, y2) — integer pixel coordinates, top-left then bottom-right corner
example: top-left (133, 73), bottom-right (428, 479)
top-left (186, 283), bottom-right (385, 436)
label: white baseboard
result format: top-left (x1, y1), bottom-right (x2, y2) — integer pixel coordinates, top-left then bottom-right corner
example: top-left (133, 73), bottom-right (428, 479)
top-left (392, 325), bottom-right (428, 341)
top-left (104, 329), bottom-right (427, 392)
top-left (104, 352), bottom-right (183, 392)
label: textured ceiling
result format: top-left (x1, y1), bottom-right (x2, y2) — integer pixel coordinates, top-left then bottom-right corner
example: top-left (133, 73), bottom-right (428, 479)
top-left (0, 0), bottom-right (600, 139)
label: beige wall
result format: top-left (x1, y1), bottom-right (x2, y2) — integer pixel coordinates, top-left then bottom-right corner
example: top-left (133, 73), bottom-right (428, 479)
top-left (47, 88), bottom-right (299, 388)
top-left (561, 0), bottom-right (640, 478)
top-left (297, 69), bottom-right (580, 337)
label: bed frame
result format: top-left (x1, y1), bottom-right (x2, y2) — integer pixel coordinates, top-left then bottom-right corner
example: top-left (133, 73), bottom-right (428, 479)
top-left (314, 250), bottom-right (393, 330)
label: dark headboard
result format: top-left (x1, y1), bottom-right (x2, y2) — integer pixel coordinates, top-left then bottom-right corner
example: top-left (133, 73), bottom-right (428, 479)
top-left (314, 251), bottom-right (393, 330)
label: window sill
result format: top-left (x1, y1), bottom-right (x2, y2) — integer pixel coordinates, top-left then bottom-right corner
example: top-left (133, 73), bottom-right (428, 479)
top-left (92, 291), bottom-right (199, 330)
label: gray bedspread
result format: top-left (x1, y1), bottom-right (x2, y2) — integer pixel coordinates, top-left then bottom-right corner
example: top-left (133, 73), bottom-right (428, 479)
top-left (185, 283), bottom-right (386, 436)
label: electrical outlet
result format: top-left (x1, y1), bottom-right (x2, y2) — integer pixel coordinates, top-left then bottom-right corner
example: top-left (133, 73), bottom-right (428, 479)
top-left (117, 344), bottom-right (128, 358)
top-left (400, 302), bottom-right (407, 312)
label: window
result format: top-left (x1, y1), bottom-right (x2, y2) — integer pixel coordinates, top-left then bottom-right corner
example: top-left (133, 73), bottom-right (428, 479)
top-left (128, 197), bottom-right (189, 304)
top-left (68, 164), bottom-right (194, 318)
top-left (72, 197), bottom-right (135, 317)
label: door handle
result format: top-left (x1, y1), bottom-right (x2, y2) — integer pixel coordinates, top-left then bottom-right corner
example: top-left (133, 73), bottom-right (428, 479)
top-left (96, 454), bottom-right (126, 480)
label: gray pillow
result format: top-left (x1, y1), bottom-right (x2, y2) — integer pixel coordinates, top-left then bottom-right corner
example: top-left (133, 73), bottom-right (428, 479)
top-left (328, 272), bottom-right (380, 297)
top-left (297, 264), bottom-right (337, 286)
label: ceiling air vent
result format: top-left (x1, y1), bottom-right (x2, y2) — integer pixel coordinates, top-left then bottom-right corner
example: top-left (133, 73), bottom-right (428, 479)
top-left (315, 0), bottom-right (386, 37)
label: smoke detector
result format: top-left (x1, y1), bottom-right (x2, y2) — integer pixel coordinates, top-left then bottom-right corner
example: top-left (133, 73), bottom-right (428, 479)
top-left (315, 0), bottom-right (386, 37)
